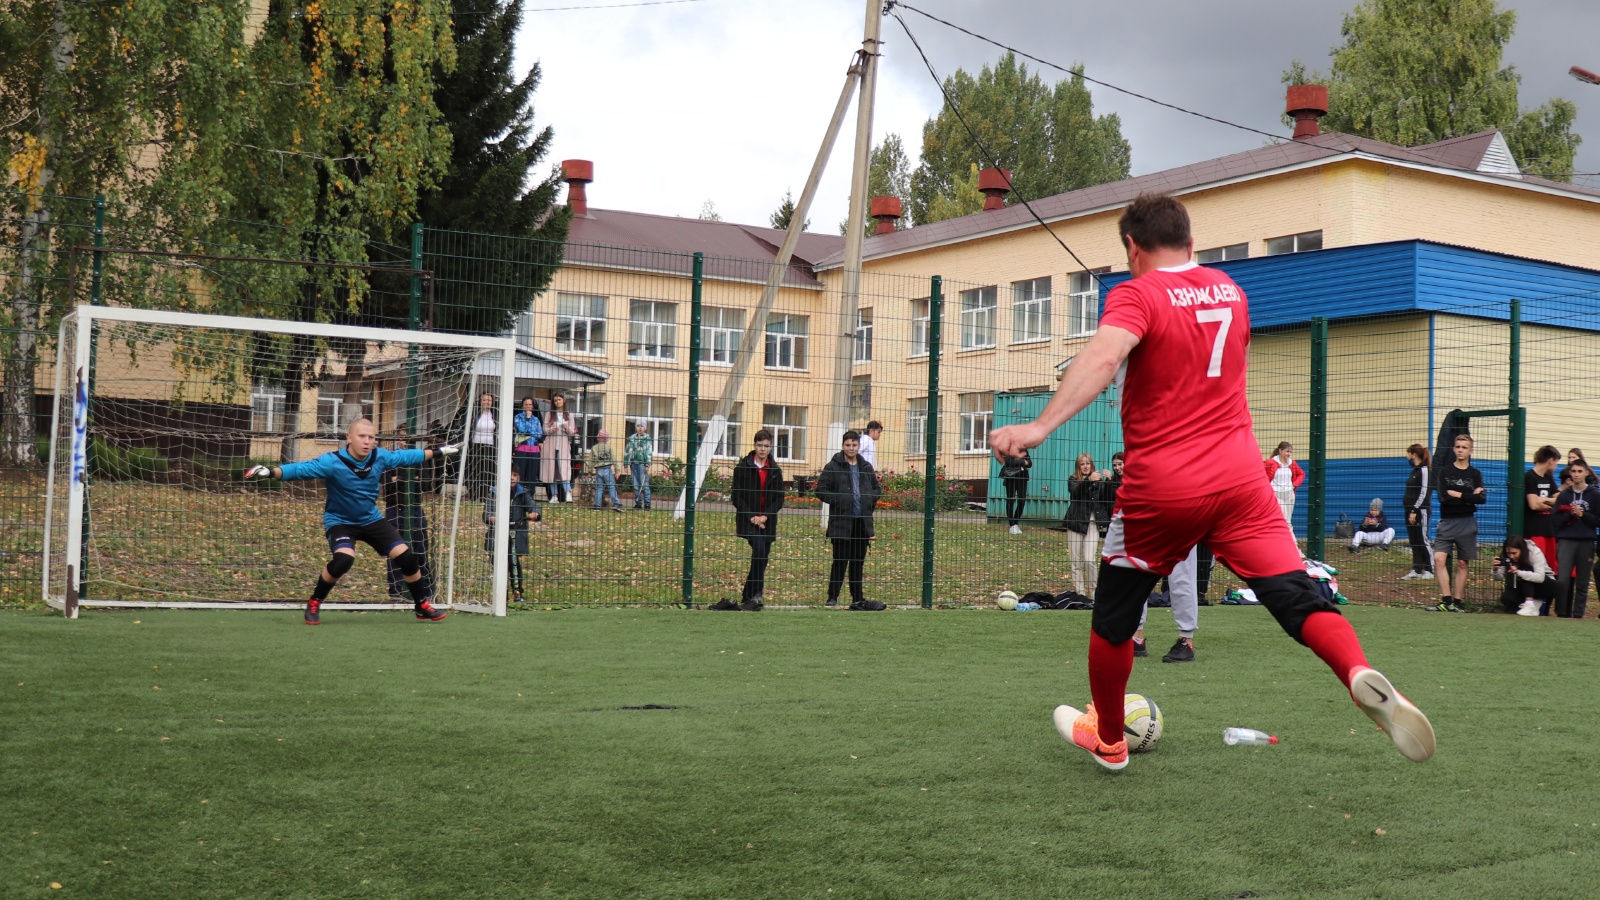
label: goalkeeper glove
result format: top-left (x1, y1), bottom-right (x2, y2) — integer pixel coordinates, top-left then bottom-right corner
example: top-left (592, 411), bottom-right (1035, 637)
top-left (243, 464), bottom-right (274, 480)
top-left (430, 443), bottom-right (460, 457)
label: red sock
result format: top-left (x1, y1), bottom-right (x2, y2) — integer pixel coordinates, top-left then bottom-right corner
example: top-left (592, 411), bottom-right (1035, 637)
top-left (1088, 630), bottom-right (1133, 745)
top-left (1299, 611), bottom-right (1369, 688)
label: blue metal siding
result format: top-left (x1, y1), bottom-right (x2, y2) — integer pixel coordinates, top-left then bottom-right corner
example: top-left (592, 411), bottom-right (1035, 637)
top-left (1311, 456), bottom-right (1507, 547)
top-left (1414, 243), bottom-right (1600, 327)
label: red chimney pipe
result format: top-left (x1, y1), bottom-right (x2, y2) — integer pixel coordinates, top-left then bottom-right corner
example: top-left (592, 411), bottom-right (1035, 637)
top-left (1285, 85), bottom-right (1329, 140)
top-left (869, 196), bottom-right (903, 235)
top-left (977, 168), bottom-right (1011, 211)
top-left (561, 159), bottom-right (593, 216)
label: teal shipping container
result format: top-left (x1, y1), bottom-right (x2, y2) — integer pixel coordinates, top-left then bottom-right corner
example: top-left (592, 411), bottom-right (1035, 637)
top-left (987, 386), bottom-right (1123, 524)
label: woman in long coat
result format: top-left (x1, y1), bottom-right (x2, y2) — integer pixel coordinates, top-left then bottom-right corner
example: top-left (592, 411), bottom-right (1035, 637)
top-left (540, 392), bottom-right (578, 502)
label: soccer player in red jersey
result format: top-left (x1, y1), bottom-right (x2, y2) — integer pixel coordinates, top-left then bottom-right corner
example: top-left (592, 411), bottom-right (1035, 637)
top-left (990, 194), bottom-right (1435, 770)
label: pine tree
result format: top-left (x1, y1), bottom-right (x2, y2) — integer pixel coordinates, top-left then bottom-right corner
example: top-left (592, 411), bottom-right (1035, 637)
top-left (769, 188), bottom-right (810, 232)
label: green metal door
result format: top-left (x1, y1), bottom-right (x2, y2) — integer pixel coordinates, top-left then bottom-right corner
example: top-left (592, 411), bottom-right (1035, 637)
top-left (989, 386), bottom-right (1123, 523)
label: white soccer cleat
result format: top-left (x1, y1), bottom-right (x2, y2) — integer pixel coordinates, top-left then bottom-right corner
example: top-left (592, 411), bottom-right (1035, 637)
top-left (1349, 666), bottom-right (1435, 762)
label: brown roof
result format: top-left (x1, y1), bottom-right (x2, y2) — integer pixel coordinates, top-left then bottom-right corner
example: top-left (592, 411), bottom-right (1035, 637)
top-left (565, 208), bottom-right (844, 289)
top-left (817, 130), bottom-right (1600, 268)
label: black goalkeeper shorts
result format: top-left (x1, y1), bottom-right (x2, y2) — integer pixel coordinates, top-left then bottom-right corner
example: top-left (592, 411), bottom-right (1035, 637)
top-left (327, 519), bottom-right (406, 556)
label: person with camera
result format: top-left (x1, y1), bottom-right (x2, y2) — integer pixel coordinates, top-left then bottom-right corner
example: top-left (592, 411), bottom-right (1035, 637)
top-left (1064, 453), bottom-right (1108, 599)
top-left (999, 447), bottom-right (1032, 535)
top-left (1494, 536), bottom-right (1554, 617)
top-left (1552, 459), bottom-right (1600, 618)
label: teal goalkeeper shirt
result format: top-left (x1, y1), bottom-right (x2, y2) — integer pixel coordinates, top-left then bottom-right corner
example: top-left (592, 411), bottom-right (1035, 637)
top-left (280, 446), bottom-right (427, 530)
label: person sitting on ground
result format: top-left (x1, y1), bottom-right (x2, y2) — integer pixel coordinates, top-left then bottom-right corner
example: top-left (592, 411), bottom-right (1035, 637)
top-left (1349, 498), bottom-right (1395, 552)
top-left (1494, 535), bottom-right (1553, 617)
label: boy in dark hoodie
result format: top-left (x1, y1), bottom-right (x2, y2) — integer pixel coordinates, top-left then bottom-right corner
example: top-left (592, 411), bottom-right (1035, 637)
top-left (816, 430), bottom-right (885, 610)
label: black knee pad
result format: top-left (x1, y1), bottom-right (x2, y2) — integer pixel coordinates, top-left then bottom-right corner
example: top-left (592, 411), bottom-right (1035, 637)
top-left (1245, 571), bottom-right (1341, 644)
top-left (1089, 562), bottom-right (1162, 644)
top-left (327, 553), bottom-right (355, 579)
top-left (395, 548), bottom-right (421, 577)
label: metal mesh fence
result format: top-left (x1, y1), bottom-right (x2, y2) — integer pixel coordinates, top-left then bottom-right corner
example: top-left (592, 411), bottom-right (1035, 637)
top-left (5, 187), bottom-right (1599, 613)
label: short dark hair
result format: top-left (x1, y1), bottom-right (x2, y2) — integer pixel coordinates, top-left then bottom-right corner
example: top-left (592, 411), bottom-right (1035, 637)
top-left (1118, 193), bottom-right (1191, 252)
top-left (866, 420), bottom-right (883, 432)
top-left (842, 430), bottom-right (860, 444)
top-left (753, 428), bottom-right (773, 445)
top-left (1535, 445), bottom-right (1561, 464)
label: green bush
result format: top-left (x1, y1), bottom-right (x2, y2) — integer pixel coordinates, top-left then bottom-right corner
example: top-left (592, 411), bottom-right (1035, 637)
top-left (875, 465), bottom-right (971, 512)
top-left (89, 439), bottom-right (169, 481)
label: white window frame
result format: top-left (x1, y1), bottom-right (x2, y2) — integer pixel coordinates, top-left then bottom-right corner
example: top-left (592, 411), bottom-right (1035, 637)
top-left (699, 306), bottom-right (744, 367)
top-left (1264, 230), bottom-right (1323, 256)
top-left (853, 307), bottom-right (873, 363)
top-left (571, 392), bottom-right (605, 453)
top-left (762, 404), bottom-right (806, 463)
top-left (958, 392), bottom-right (993, 454)
top-left (626, 395), bottom-right (674, 456)
top-left (1067, 270), bottom-right (1107, 339)
top-left (764, 314), bottom-right (809, 371)
top-left (513, 309), bottom-right (534, 348)
top-left (628, 299), bottom-right (677, 361)
top-left (316, 395), bottom-right (344, 437)
top-left (251, 386), bottom-right (286, 433)
top-left (959, 285), bottom-right (997, 350)
top-left (555, 293), bottom-right (606, 355)
top-left (910, 298), bottom-right (930, 357)
top-left (905, 396), bottom-right (927, 458)
top-left (1011, 276), bottom-right (1052, 344)
top-left (695, 403), bottom-right (743, 459)
top-left (1195, 243), bottom-right (1248, 264)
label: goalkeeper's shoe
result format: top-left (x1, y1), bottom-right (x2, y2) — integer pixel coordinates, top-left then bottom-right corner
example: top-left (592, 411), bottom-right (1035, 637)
top-left (414, 601), bottom-right (447, 622)
top-left (304, 598), bottom-right (321, 626)
top-left (1052, 703), bottom-right (1128, 771)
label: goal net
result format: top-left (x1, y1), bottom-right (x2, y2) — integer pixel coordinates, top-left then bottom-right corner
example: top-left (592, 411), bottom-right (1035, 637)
top-left (44, 306), bottom-right (520, 617)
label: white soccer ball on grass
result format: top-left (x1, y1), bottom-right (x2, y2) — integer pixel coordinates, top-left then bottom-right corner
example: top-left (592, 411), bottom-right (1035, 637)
top-left (996, 589), bottom-right (1018, 610)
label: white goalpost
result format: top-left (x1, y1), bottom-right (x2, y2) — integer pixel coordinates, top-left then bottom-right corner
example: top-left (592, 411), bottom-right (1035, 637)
top-left (43, 305), bottom-right (519, 618)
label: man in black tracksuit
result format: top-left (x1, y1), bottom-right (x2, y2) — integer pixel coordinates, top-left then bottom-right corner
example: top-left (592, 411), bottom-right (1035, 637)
top-left (1432, 433), bottom-right (1486, 612)
top-left (816, 430), bottom-right (885, 611)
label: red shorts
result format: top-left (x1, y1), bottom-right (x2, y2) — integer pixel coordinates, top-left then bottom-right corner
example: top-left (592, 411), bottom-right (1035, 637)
top-left (1102, 478), bottom-right (1303, 579)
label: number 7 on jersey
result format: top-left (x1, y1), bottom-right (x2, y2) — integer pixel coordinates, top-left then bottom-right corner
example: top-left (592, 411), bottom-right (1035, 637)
top-left (1195, 307), bottom-right (1233, 378)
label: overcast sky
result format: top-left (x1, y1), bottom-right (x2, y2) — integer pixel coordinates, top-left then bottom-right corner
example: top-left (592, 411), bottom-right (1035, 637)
top-left (514, 0), bottom-right (1600, 231)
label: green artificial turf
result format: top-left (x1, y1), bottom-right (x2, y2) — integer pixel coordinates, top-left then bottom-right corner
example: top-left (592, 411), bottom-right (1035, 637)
top-left (4, 605), bottom-right (1599, 898)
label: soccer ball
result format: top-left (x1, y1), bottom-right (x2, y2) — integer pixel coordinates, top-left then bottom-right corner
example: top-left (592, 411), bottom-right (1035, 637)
top-left (996, 589), bottom-right (1019, 610)
top-left (1123, 693), bottom-right (1164, 753)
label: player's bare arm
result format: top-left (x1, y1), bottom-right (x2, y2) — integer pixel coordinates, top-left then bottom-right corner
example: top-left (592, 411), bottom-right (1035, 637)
top-left (989, 324), bottom-right (1140, 461)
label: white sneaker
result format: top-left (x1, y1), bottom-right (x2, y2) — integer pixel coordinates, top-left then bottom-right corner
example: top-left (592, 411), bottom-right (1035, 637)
top-left (1009, 525), bottom-right (1022, 535)
top-left (1349, 666), bottom-right (1435, 762)
top-left (1400, 570), bottom-right (1426, 580)
top-left (1517, 600), bottom-right (1540, 617)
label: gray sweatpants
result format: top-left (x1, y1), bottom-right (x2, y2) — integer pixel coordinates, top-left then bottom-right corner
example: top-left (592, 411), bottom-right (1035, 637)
top-left (1140, 544), bottom-right (1199, 638)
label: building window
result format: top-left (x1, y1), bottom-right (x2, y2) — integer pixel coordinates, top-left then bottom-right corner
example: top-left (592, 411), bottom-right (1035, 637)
top-left (959, 392), bottom-right (993, 453)
top-left (699, 307), bottom-right (744, 366)
top-left (695, 403), bottom-right (743, 459)
top-left (625, 395), bottom-right (674, 456)
top-left (1011, 276), bottom-right (1051, 343)
top-left (1067, 270), bottom-right (1107, 338)
top-left (762, 404), bottom-right (806, 462)
top-left (764, 314), bottom-right (809, 370)
top-left (1264, 230), bottom-right (1322, 256)
top-left (1196, 243), bottom-right (1248, 264)
top-left (628, 300), bottom-right (677, 360)
top-left (850, 375), bottom-right (871, 422)
top-left (910, 298), bottom-right (930, 357)
top-left (854, 308), bottom-right (873, 362)
top-left (513, 309), bottom-right (534, 348)
top-left (960, 285), bottom-right (997, 350)
top-left (251, 386), bottom-right (286, 433)
top-left (555, 293), bottom-right (606, 354)
top-left (906, 397), bottom-right (927, 457)
top-left (317, 395), bottom-right (344, 436)
top-left (571, 392), bottom-right (604, 453)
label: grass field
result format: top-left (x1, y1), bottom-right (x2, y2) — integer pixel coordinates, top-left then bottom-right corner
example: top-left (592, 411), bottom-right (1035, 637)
top-left (6, 605), bottom-right (1600, 898)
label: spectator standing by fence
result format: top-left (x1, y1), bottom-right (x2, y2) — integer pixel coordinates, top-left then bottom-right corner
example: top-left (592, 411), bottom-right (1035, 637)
top-left (484, 468), bottom-right (540, 603)
top-left (713, 429), bottom-right (783, 612)
top-left (999, 448), bottom-right (1031, 535)
top-left (467, 392), bottom-right (497, 501)
top-left (817, 430), bottom-right (886, 611)
top-left (1524, 446), bottom-right (1561, 605)
top-left (625, 420), bottom-right (654, 509)
top-left (1063, 453), bottom-right (1106, 598)
top-left (859, 421), bottom-right (882, 468)
top-left (541, 392), bottom-right (577, 503)
top-left (1553, 460), bottom-right (1600, 618)
top-left (588, 429), bottom-right (621, 511)
top-left (1264, 442), bottom-right (1305, 526)
top-left (1402, 444), bottom-right (1434, 579)
top-left (1432, 434), bottom-right (1485, 612)
top-left (512, 397), bottom-right (543, 497)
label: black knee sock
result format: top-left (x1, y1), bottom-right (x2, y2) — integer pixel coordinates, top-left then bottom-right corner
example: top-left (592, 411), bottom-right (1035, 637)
top-left (406, 577), bottom-right (430, 605)
top-left (312, 576), bottom-right (336, 601)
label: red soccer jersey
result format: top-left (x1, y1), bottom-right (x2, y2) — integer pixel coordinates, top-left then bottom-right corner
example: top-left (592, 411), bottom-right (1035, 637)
top-left (1097, 262), bottom-right (1262, 502)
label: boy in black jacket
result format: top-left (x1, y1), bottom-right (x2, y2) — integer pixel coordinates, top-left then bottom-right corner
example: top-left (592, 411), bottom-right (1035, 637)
top-left (716, 429), bottom-right (785, 611)
top-left (816, 430), bottom-right (885, 610)
top-left (1432, 434), bottom-right (1486, 612)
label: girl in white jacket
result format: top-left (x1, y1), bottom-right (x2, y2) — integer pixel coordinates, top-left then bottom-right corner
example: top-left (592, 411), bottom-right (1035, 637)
top-left (1495, 535), bottom-right (1554, 617)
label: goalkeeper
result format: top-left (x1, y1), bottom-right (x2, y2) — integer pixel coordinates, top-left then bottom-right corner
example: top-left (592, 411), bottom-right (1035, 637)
top-left (245, 417), bottom-right (459, 625)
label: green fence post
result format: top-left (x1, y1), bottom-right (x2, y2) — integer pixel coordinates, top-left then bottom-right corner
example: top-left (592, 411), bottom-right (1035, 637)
top-left (921, 276), bottom-right (943, 609)
top-left (402, 223), bottom-right (424, 550)
top-left (682, 252), bottom-right (704, 607)
top-left (1507, 297), bottom-right (1525, 537)
top-left (80, 195), bottom-right (106, 599)
top-left (1307, 316), bottom-right (1328, 561)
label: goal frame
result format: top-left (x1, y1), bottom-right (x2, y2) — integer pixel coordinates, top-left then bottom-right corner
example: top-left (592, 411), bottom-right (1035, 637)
top-left (42, 304), bottom-right (521, 618)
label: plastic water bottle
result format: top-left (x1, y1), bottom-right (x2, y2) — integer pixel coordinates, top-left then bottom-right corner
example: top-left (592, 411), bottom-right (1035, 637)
top-left (1223, 727), bottom-right (1278, 746)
